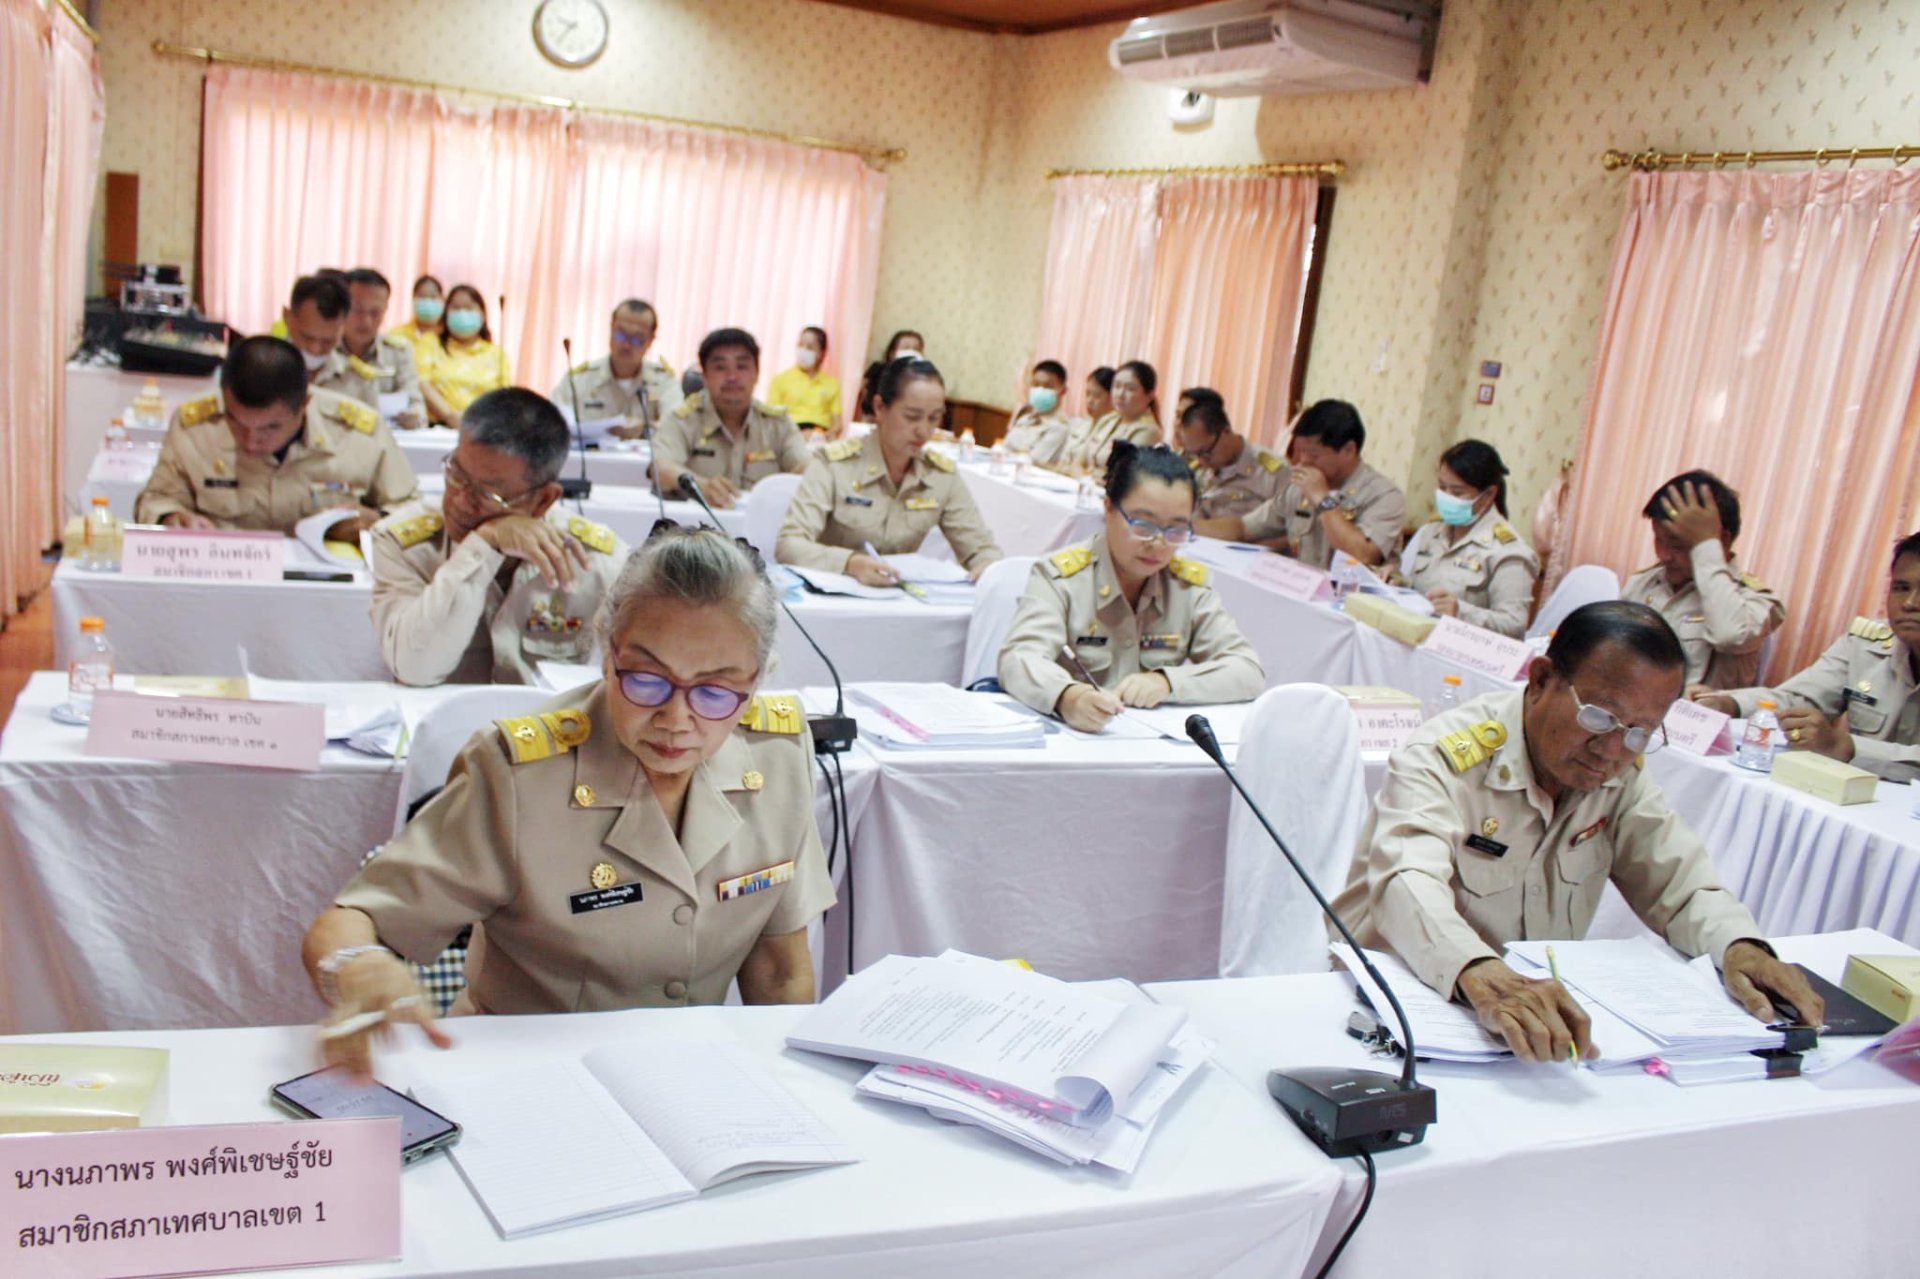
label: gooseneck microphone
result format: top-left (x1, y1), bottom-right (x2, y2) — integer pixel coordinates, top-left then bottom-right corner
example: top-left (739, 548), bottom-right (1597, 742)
top-left (558, 337), bottom-right (592, 507)
top-left (675, 472), bottom-right (856, 756)
top-left (1185, 713), bottom-right (1435, 1157)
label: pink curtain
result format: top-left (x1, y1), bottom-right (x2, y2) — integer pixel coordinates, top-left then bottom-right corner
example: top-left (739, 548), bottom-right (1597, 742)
top-left (1033, 174), bottom-right (1316, 437)
top-left (1555, 169), bottom-right (1920, 676)
top-left (46, 8), bottom-right (107, 526)
top-left (199, 68), bottom-right (887, 396)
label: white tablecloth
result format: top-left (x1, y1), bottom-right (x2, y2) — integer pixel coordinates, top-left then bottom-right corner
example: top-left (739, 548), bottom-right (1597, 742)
top-left (6, 1004), bottom-right (1339, 1279)
top-left (953, 461), bottom-right (1104, 557)
top-left (1150, 929), bottom-right (1920, 1279)
top-left (0, 672), bottom-right (877, 1033)
top-left (63, 362), bottom-right (216, 516)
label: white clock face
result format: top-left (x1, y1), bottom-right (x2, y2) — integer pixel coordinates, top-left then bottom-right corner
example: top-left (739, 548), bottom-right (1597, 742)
top-left (534, 0), bottom-right (609, 68)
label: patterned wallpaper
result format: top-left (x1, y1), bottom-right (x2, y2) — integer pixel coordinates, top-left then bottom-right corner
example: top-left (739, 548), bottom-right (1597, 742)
top-left (97, 0), bottom-right (1920, 523)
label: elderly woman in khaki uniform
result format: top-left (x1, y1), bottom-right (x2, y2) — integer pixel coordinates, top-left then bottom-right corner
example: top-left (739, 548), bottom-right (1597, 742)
top-left (303, 528), bottom-right (834, 1075)
top-left (1400, 440), bottom-right (1540, 638)
top-left (999, 441), bottom-right (1265, 734)
top-left (776, 355), bottom-right (1002, 588)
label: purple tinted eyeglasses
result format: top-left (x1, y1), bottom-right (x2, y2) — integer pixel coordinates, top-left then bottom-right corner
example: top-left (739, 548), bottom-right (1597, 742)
top-left (613, 670), bottom-right (752, 721)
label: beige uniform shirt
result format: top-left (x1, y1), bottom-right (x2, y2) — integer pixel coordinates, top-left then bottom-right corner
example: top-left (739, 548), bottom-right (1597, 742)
top-left (1001, 412), bottom-right (1071, 467)
top-left (1242, 460), bottom-right (1407, 570)
top-left (998, 536), bottom-right (1266, 714)
top-left (1403, 509), bottom-right (1541, 639)
top-left (1069, 412), bottom-right (1161, 473)
top-left (1195, 440), bottom-right (1288, 522)
top-left (652, 392), bottom-right (811, 493)
top-left (1329, 691), bottom-right (1764, 998)
top-left (134, 389), bottom-right (418, 533)
top-left (370, 499), bottom-right (628, 686)
top-left (312, 336), bottom-right (425, 425)
top-left (549, 354), bottom-right (681, 437)
top-left (335, 684), bottom-right (834, 1014)
top-left (776, 433), bottom-right (1002, 576)
top-left (1620, 541), bottom-right (1784, 689)
top-left (1729, 618), bottom-right (1920, 781)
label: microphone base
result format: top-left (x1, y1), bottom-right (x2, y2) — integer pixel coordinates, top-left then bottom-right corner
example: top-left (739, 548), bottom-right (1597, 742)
top-left (1267, 1066), bottom-right (1434, 1158)
top-left (559, 477), bottom-right (593, 500)
top-left (809, 715), bottom-right (857, 756)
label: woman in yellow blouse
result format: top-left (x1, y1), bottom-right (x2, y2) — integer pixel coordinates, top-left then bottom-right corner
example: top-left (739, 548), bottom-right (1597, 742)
top-left (419, 283), bottom-right (511, 429)
top-left (385, 274), bottom-right (446, 371)
top-left (766, 327), bottom-right (843, 438)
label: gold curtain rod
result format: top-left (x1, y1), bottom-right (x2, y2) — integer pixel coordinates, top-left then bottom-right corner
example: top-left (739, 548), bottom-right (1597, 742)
top-left (151, 40), bottom-right (906, 166)
top-left (1603, 145), bottom-right (1920, 172)
top-left (1045, 160), bottom-right (1343, 180)
top-left (51, 0), bottom-right (100, 44)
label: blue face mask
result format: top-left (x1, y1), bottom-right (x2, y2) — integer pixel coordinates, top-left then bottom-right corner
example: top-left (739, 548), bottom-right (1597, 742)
top-left (1028, 386), bottom-right (1060, 414)
top-left (413, 296), bottom-right (444, 324)
top-left (445, 309), bottom-right (483, 339)
top-left (1434, 488), bottom-right (1479, 527)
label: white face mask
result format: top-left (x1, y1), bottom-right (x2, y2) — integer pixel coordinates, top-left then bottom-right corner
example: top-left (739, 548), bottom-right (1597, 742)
top-left (300, 349), bottom-right (330, 373)
top-left (795, 346), bottom-right (820, 371)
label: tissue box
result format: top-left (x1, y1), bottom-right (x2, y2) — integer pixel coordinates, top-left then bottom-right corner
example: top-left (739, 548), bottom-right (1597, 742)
top-left (1842, 954), bottom-right (1920, 1024)
top-left (1769, 751), bottom-right (1878, 805)
top-left (0, 1045), bottom-right (168, 1134)
top-left (1332, 685), bottom-right (1422, 707)
top-left (1342, 593), bottom-right (1437, 645)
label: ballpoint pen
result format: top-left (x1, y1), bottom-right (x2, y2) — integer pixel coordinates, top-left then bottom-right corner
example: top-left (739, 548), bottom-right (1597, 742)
top-left (1545, 944), bottom-right (1579, 1064)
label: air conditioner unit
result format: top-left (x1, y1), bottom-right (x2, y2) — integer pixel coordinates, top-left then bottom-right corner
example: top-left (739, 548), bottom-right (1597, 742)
top-left (1109, 0), bottom-right (1438, 97)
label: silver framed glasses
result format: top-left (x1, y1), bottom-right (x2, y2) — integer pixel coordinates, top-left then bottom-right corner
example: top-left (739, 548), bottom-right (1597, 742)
top-left (1116, 508), bottom-right (1195, 546)
top-left (1567, 683), bottom-right (1668, 755)
top-left (442, 456), bottom-right (536, 515)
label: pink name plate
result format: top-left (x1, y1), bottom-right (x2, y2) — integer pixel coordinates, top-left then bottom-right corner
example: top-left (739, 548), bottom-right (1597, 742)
top-left (2, 1117), bottom-right (402, 1278)
top-left (120, 526), bottom-right (285, 583)
top-left (1353, 703), bottom-right (1425, 754)
top-left (85, 692), bottom-right (325, 772)
top-left (1245, 554), bottom-right (1333, 603)
top-left (1662, 698), bottom-right (1733, 756)
top-left (1421, 616), bottom-right (1533, 681)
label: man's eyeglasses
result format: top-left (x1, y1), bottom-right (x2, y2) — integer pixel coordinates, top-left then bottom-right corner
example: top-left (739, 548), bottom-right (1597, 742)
top-left (613, 670), bottom-right (753, 721)
top-left (611, 330), bottom-right (652, 350)
top-left (1567, 682), bottom-right (1668, 755)
top-left (442, 457), bottom-right (536, 515)
top-left (1116, 507), bottom-right (1195, 546)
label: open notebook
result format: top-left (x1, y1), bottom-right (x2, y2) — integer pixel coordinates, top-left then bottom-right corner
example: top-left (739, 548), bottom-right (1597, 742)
top-left (411, 1038), bottom-right (857, 1239)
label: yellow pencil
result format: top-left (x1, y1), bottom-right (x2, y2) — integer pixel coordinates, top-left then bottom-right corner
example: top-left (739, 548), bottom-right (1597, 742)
top-left (1545, 945), bottom-right (1578, 1064)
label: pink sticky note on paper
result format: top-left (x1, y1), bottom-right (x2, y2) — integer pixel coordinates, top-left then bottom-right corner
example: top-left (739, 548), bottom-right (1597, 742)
top-left (84, 691), bottom-right (325, 772)
top-left (1353, 703), bottom-right (1424, 754)
top-left (1246, 554), bottom-right (1333, 602)
top-left (1421, 615), bottom-right (1533, 681)
top-left (120, 525), bottom-right (285, 583)
top-left (1662, 698), bottom-right (1733, 756)
top-left (0, 1117), bottom-right (402, 1278)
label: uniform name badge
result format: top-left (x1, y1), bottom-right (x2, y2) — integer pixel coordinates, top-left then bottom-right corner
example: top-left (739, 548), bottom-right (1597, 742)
top-left (691, 447), bottom-right (716, 457)
top-left (1464, 833), bottom-right (1508, 857)
top-left (843, 494), bottom-right (874, 507)
top-left (204, 476), bottom-right (239, 489)
top-left (570, 883), bottom-right (643, 914)
top-left (1073, 635), bottom-right (1108, 648)
top-left (745, 449), bottom-right (775, 464)
top-left (718, 860), bottom-right (796, 901)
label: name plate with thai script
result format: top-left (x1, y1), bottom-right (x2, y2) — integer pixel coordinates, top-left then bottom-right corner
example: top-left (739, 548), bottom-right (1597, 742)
top-left (1420, 616), bottom-right (1533, 681)
top-left (1246, 554), bottom-right (1333, 603)
top-left (1353, 702), bottom-right (1425, 754)
top-left (1662, 697), bottom-right (1733, 756)
top-left (120, 526), bottom-right (285, 583)
top-left (85, 692), bottom-right (324, 772)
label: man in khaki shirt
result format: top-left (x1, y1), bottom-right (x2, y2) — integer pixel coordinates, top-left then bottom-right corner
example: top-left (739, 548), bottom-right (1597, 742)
top-left (1196, 399), bottom-right (1407, 569)
top-left (549, 298), bottom-right (682, 440)
top-left (1694, 531), bottom-right (1920, 781)
top-left (312, 268), bottom-right (425, 428)
top-left (370, 388), bottom-right (628, 686)
top-left (1332, 600), bottom-right (1822, 1062)
top-left (652, 328), bottom-right (810, 508)
top-left (1621, 471), bottom-right (1783, 689)
top-left (1002, 360), bottom-right (1072, 466)
top-left (776, 432), bottom-right (1001, 577)
top-left (1175, 400), bottom-right (1287, 523)
top-left (134, 336), bottom-right (417, 540)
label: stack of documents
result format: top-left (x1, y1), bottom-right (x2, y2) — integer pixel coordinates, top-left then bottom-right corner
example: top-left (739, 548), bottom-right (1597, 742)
top-left (788, 952), bottom-right (1209, 1171)
top-left (845, 683), bottom-right (1046, 749)
top-left (1332, 944), bottom-right (1512, 1064)
top-left (875, 551), bottom-right (976, 605)
top-left (244, 669), bottom-right (407, 757)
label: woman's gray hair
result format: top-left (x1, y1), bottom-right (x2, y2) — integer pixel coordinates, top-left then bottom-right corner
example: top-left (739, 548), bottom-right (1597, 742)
top-left (594, 527), bottom-right (779, 666)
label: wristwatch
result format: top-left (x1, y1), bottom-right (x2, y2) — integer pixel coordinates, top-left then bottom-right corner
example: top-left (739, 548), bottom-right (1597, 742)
top-left (316, 943), bottom-right (393, 1005)
top-left (1315, 494), bottom-right (1342, 514)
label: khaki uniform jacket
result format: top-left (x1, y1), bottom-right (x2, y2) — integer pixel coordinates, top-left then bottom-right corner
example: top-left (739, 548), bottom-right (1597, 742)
top-left (1403, 509), bottom-right (1541, 639)
top-left (652, 392), bottom-right (811, 493)
top-left (1620, 541), bottom-right (1784, 689)
top-left (1068, 412), bottom-right (1161, 473)
top-left (1329, 691), bottom-right (1764, 998)
top-left (311, 336), bottom-right (425, 425)
top-left (775, 433), bottom-right (1002, 576)
top-left (1729, 618), bottom-right (1919, 781)
top-left (336, 684), bottom-right (833, 1014)
top-left (134, 389), bottom-right (418, 533)
top-left (1195, 440), bottom-right (1288, 522)
top-left (1001, 412), bottom-right (1072, 467)
top-left (370, 499), bottom-right (628, 687)
top-left (549, 354), bottom-right (681, 437)
top-left (998, 536), bottom-right (1266, 715)
top-left (1242, 460), bottom-right (1407, 569)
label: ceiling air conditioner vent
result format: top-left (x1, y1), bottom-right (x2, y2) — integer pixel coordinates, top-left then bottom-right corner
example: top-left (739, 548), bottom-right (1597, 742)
top-left (1214, 17), bottom-right (1277, 50)
top-left (1108, 0), bottom-right (1438, 97)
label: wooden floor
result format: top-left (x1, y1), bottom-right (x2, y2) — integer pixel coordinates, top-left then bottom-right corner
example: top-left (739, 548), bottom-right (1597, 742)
top-left (1, 566), bottom-right (56, 723)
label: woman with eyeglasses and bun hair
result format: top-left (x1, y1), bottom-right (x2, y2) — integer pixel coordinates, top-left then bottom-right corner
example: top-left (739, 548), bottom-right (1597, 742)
top-left (997, 440), bottom-right (1265, 734)
top-left (305, 525), bottom-right (833, 1078)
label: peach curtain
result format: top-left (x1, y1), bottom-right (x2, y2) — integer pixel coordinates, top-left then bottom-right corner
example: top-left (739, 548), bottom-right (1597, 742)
top-left (46, 9), bottom-right (107, 525)
top-left (199, 67), bottom-right (887, 396)
top-left (1554, 168), bottom-right (1920, 677)
top-left (1033, 174), bottom-right (1316, 438)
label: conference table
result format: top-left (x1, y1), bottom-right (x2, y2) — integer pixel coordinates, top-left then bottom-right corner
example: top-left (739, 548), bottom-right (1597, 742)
top-left (395, 426), bottom-right (659, 489)
top-left (62, 360), bottom-right (214, 515)
top-left (0, 672), bottom-right (878, 1034)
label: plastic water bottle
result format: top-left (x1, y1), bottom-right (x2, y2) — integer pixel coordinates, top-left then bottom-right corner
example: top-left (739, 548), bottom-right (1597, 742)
top-left (1432, 673), bottom-right (1463, 719)
top-left (988, 440), bottom-right (1007, 476)
top-left (103, 415), bottom-right (130, 451)
top-left (958, 429), bottom-right (976, 463)
top-left (1733, 699), bottom-right (1784, 773)
top-left (130, 379), bottom-right (166, 431)
top-left (82, 497), bottom-right (118, 571)
top-left (67, 617), bottom-right (115, 722)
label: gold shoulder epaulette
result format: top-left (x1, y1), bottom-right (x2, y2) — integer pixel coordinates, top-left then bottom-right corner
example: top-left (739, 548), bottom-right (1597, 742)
top-left (566, 516), bottom-right (616, 555)
top-left (497, 707), bottom-right (591, 763)
top-left (380, 332), bottom-right (410, 350)
top-left (757, 399), bottom-right (791, 419)
top-left (1437, 720), bottom-right (1507, 774)
top-left (1169, 557), bottom-right (1209, 587)
top-left (822, 437), bottom-right (862, 462)
top-left (1491, 522), bottom-right (1516, 544)
top-left (1258, 449), bottom-right (1283, 474)
top-left (1739, 571), bottom-right (1767, 592)
top-left (738, 693), bottom-right (804, 735)
top-left (923, 449), bottom-right (955, 473)
top-left (656, 357), bottom-right (675, 375)
top-left (386, 510), bottom-right (443, 548)
top-left (673, 393), bottom-right (702, 418)
top-left (1049, 546), bottom-right (1093, 578)
top-left (332, 398), bottom-right (378, 434)
top-left (347, 354), bottom-right (384, 380)
top-left (1185, 453), bottom-right (1203, 470)
top-left (1849, 616), bottom-right (1895, 644)
top-left (178, 394), bottom-right (221, 427)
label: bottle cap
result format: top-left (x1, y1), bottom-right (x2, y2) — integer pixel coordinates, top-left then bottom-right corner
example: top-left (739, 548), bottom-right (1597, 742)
top-left (1443, 674), bottom-right (1462, 686)
top-left (79, 616), bottom-right (105, 633)
top-left (1757, 699), bottom-right (1777, 710)
top-left (91, 495), bottom-right (110, 507)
